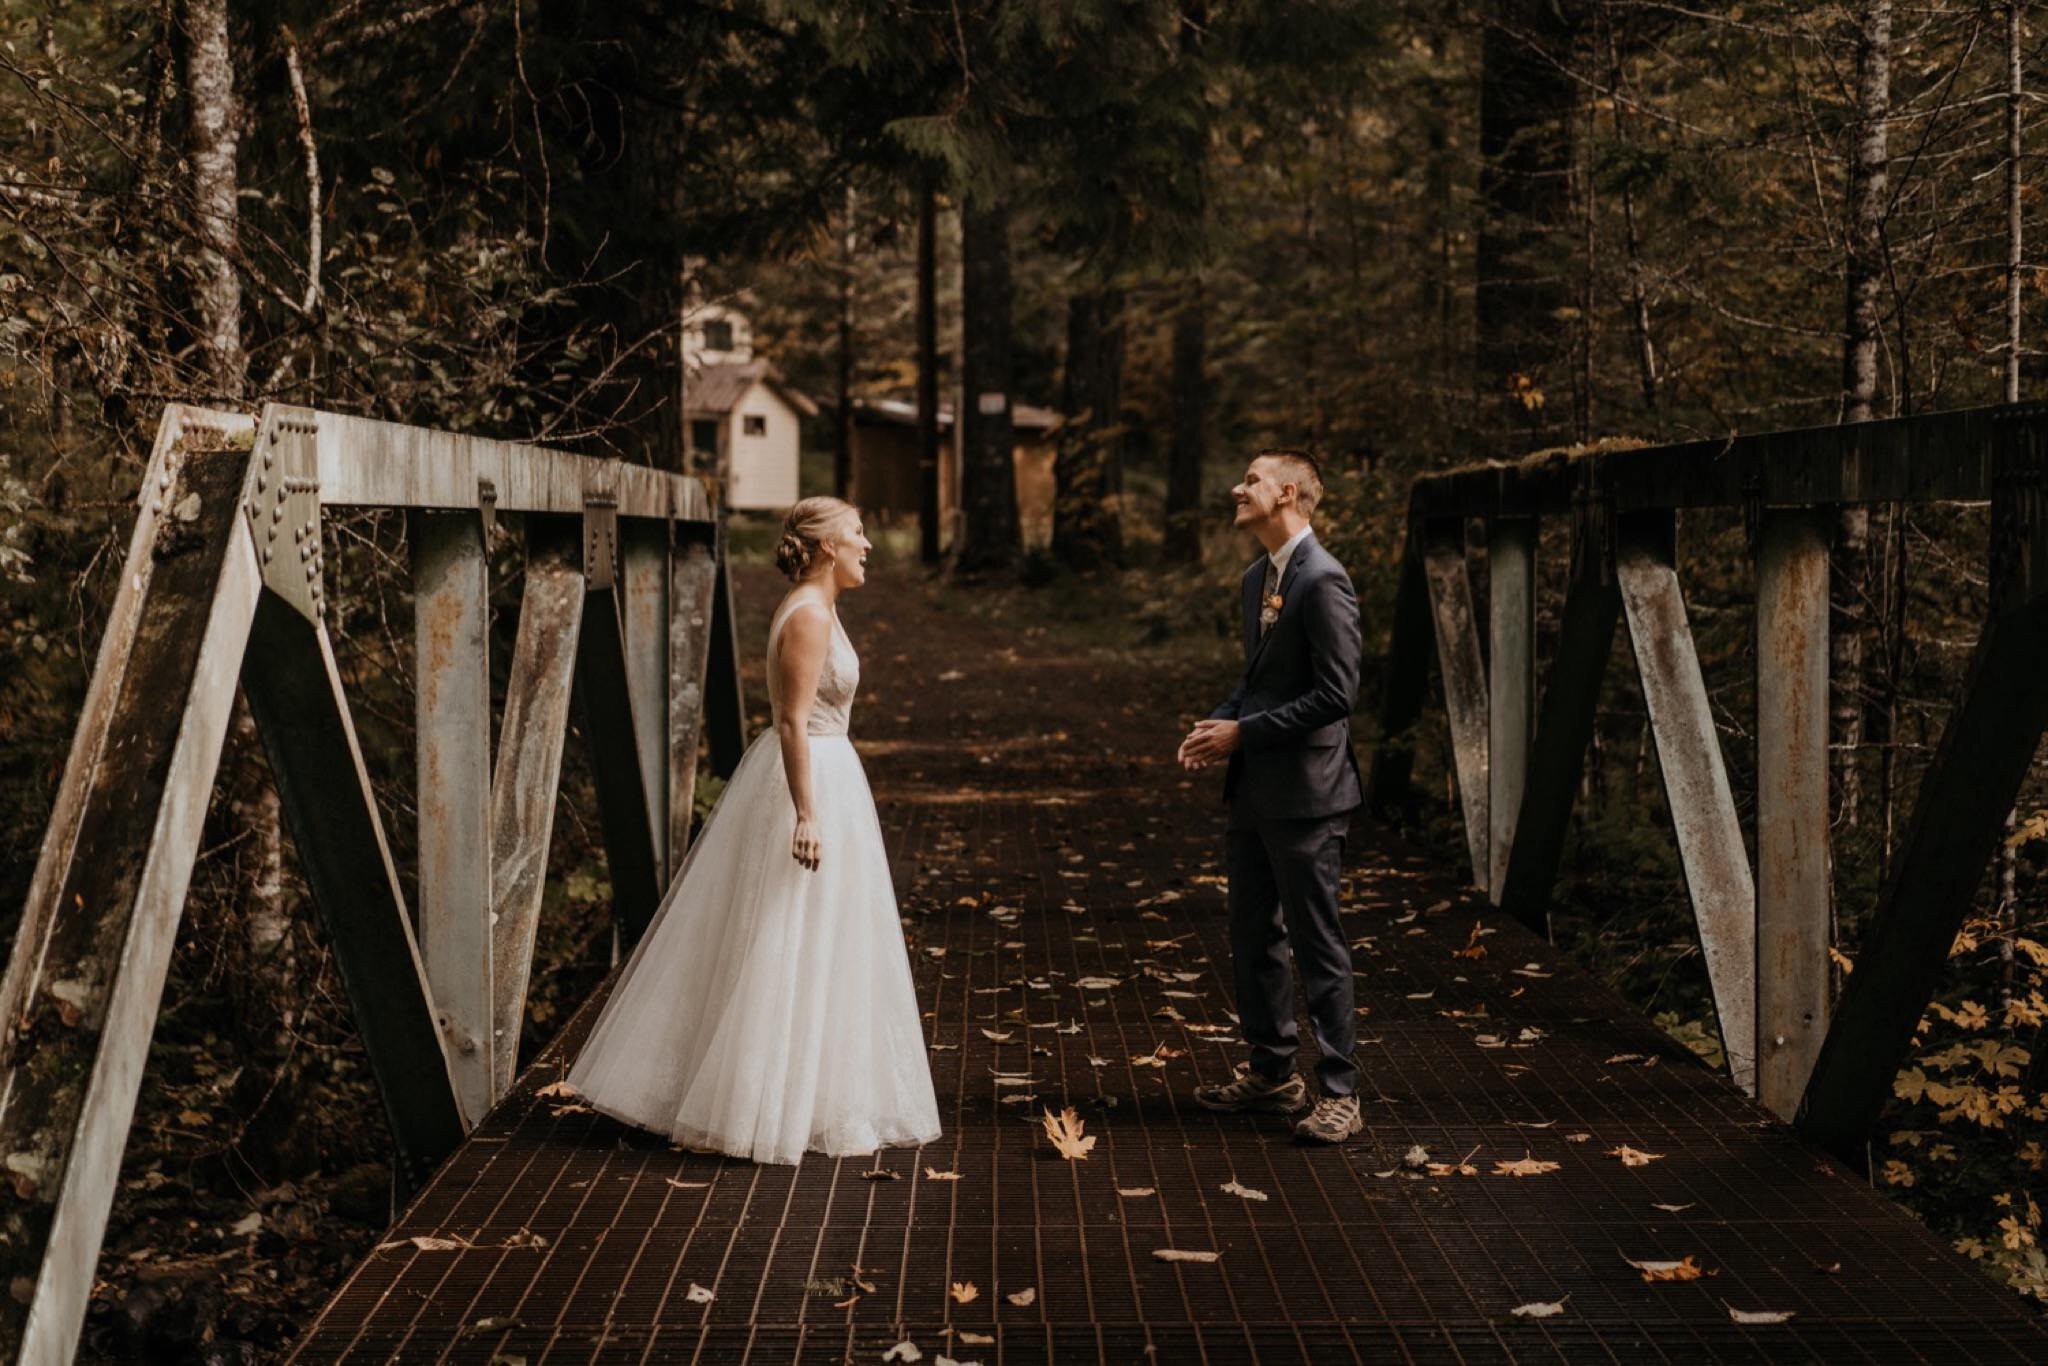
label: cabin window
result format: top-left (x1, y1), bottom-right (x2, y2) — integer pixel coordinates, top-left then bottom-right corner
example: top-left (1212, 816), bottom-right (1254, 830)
top-left (703, 320), bottom-right (734, 352)
top-left (742, 414), bottom-right (767, 437)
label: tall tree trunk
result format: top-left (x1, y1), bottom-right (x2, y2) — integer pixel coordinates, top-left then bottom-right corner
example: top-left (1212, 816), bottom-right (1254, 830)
top-left (1053, 287), bottom-right (1126, 571)
top-left (1833, 0), bottom-right (1892, 832)
top-left (1475, 0), bottom-right (1583, 449)
top-left (1604, 20), bottom-right (1658, 412)
top-left (835, 188), bottom-right (855, 499)
top-left (184, 0), bottom-right (244, 400)
top-left (2000, 0), bottom-right (2026, 1003)
top-left (917, 181), bottom-right (942, 565)
top-left (955, 196), bottom-right (1018, 575)
top-left (186, 0), bottom-right (293, 1119)
top-left (1163, 281), bottom-right (1207, 565)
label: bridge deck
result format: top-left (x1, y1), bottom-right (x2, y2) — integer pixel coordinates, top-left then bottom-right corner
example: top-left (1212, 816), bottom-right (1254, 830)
top-left (289, 572), bottom-right (2048, 1364)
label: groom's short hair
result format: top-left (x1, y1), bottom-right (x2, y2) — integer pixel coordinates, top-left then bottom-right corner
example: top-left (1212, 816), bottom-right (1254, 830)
top-left (1256, 447), bottom-right (1323, 515)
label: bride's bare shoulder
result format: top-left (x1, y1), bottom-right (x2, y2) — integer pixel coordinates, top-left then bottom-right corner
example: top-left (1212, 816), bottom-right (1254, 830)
top-left (772, 593), bottom-right (831, 655)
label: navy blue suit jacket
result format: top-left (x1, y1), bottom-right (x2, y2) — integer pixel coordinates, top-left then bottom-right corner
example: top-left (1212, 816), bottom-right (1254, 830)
top-left (1209, 531), bottom-right (1365, 821)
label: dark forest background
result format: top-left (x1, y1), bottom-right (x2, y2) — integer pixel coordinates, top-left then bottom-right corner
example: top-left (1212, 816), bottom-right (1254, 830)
top-left (1, 0), bottom-right (2045, 1356)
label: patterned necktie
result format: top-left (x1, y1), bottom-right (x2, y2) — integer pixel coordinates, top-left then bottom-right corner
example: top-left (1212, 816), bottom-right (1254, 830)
top-left (1259, 556), bottom-right (1280, 635)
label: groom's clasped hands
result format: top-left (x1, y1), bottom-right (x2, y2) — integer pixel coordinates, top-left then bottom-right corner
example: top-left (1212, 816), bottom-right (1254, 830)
top-left (1176, 717), bottom-right (1240, 771)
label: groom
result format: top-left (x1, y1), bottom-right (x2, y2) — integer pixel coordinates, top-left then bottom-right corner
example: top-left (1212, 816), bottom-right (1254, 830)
top-left (1177, 448), bottom-right (1364, 1144)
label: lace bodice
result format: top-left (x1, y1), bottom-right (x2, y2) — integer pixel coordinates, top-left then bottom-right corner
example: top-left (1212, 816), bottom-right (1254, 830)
top-left (767, 599), bottom-right (858, 737)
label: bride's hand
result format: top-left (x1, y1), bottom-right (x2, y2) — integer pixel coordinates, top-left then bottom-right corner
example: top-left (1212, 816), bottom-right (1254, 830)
top-left (792, 814), bottom-right (821, 871)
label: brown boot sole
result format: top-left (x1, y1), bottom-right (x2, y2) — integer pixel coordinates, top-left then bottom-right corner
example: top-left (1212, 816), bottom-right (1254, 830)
top-left (1192, 1080), bottom-right (1308, 1115)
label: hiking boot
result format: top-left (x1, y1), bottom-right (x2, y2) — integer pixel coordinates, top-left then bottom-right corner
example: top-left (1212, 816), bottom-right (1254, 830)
top-left (1192, 1069), bottom-right (1307, 1115)
top-left (1293, 1093), bottom-right (1363, 1144)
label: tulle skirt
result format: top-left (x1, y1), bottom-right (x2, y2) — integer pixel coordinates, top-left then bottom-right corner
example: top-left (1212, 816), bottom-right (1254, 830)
top-left (566, 730), bottom-right (942, 1165)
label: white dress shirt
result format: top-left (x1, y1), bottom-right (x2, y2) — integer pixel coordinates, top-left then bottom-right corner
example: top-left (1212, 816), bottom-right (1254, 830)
top-left (1268, 524), bottom-right (1313, 585)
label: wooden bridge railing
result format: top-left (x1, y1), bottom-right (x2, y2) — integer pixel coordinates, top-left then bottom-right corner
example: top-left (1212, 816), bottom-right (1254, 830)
top-left (0, 404), bottom-right (746, 1363)
top-left (1369, 401), bottom-right (2048, 1172)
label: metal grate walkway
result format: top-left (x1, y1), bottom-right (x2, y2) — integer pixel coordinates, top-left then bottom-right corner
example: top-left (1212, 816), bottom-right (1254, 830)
top-left (288, 575), bottom-right (2048, 1364)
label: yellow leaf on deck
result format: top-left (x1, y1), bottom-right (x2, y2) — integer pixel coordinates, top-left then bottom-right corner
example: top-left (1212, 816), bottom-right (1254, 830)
top-left (1041, 1106), bottom-right (1096, 1160)
top-left (1607, 1145), bottom-right (1664, 1167)
top-left (949, 1281), bottom-right (979, 1304)
top-left (1623, 1254), bottom-right (1709, 1282)
top-left (1493, 1156), bottom-right (1560, 1177)
top-left (1006, 1286), bottom-right (1036, 1306)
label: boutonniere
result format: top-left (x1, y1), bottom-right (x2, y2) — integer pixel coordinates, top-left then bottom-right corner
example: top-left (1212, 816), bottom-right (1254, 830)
top-left (1263, 593), bottom-right (1284, 613)
top-left (1259, 592), bottom-right (1283, 628)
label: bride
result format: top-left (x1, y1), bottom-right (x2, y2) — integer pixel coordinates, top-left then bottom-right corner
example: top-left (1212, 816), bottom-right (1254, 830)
top-left (566, 496), bottom-right (942, 1164)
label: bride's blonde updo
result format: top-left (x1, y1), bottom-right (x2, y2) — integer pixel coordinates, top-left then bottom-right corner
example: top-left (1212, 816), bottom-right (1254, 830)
top-left (774, 496), bottom-right (859, 581)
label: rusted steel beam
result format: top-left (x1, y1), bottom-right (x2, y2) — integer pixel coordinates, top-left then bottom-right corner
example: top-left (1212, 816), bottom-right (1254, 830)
top-left (1486, 518), bottom-right (1536, 899)
top-left (1755, 508), bottom-right (1833, 1122)
top-left (1421, 520), bottom-right (1490, 889)
top-left (1616, 512), bottom-right (1757, 1095)
top-left (667, 531), bottom-right (721, 872)
top-left (298, 406), bottom-right (711, 522)
top-left (488, 519), bottom-right (585, 1100)
top-left (0, 444), bottom-right (259, 1365)
top-left (243, 589), bottom-right (468, 1178)
top-left (1407, 402), bottom-right (2048, 521)
top-left (1367, 518), bottom-right (1432, 812)
top-left (1799, 435), bottom-right (2048, 1164)
top-left (410, 510), bottom-right (495, 1123)
top-left (1496, 532), bottom-right (1622, 935)
top-left (703, 530), bottom-right (749, 780)
top-left (575, 568), bottom-right (664, 955)
top-left (622, 522), bottom-right (670, 875)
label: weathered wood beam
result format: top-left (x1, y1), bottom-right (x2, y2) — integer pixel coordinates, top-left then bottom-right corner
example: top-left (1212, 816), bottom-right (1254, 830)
top-left (1421, 520), bottom-right (1490, 888)
top-left (1616, 512), bottom-right (1757, 1095)
top-left (667, 532), bottom-right (721, 872)
top-left (1754, 508), bottom-right (1834, 1122)
top-left (410, 510), bottom-right (495, 1124)
top-left (1799, 457), bottom-right (2048, 1165)
top-left (299, 406), bottom-right (711, 522)
top-left (0, 406), bottom-right (250, 1055)
top-left (488, 519), bottom-right (584, 1100)
top-left (1409, 402), bottom-right (2048, 520)
top-left (576, 507), bottom-right (663, 954)
top-left (242, 589), bottom-right (469, 1183)
top-left (0, 444), bottom-right (258, 1365)
top-left (622, 522), bottom-right (670, 875)
top-left (1495, 530), bottom-right (1622, 935)
top-left (1367, 524), bottom-right (1432, 813)
top-left (703, 531), bottom-right (749, 779)
top-left (1486, 518), bottom-right (1536, 898)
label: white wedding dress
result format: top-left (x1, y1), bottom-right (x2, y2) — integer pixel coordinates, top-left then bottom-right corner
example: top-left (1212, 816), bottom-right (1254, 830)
top-left (566, 596), bottom-right (942, 1164)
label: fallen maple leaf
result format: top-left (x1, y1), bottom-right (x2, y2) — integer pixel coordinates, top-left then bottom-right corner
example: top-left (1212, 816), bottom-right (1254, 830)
top-left (1152, 1248), bottom-right (1220, 1263)
top-left (1452, 922), bottom-right (1488, 960)
top-left (664, 1178), bottom-right (709, 1189)
top-left (1509, 1298), bottom-right (1567, 1318)
top-left (377, 1234), bottom-right (470, 1252)
top-left (534, 1080), bottom-right (576, 1098)
top-left (685, 1283), bottom-right (715, 1303)
top-left (1623, 1254), bottom-right (1710, 1283)
top-left (958, 1331), bottom-right (994, 1345)
top-left (1117, 1186), bottom-right (1155, 1197)
top-left (881, 1340), bottom-right (922, 1363)
top-left (1608, 1145), bottom-right (1665, 1167)
top-left (1041, 1106), bottom-right (1096, 1160)
top-left (981, 1030), bottom-right (1014, 1043)
top-left (1220, 1179), bottom-right (1268, 1202)
top-left (924, 1167), bottom-right (963, 1181)
top-left (1493, 1156), bottom-right (1560, 1177)
top-left (862, 1168), bottom-right (902, 1181)
top-left (949, 1281), bottom-right (979, 1304)
top-left (1651, 1202), bottom-right (1695, 1213)
top-left (1726, 1303), bottom-right (1794, 1324)
top-left (1006, 1286), bottom-right (1036, 1306)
